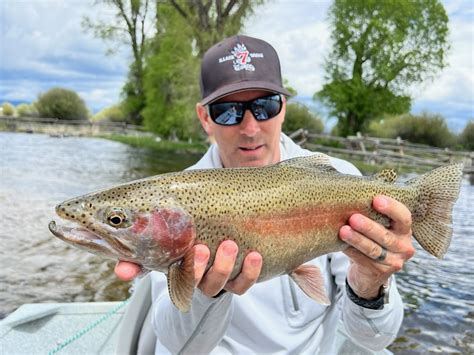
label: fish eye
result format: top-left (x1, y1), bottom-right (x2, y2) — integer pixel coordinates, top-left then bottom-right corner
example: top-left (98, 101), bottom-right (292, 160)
top-left (106, 208), bottom-right (127, 228)
top-left (109, 215), bottom-right (123, 226)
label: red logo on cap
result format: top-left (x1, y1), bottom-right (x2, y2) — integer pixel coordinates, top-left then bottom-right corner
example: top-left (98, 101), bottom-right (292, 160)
top-left (232, 43), bottom-right (254, 71)
top-left (217, 42), bottom-right (264, 72)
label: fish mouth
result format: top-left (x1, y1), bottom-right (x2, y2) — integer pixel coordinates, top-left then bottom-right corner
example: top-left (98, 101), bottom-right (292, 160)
top-left (48, 220), bottom-right (135, 260)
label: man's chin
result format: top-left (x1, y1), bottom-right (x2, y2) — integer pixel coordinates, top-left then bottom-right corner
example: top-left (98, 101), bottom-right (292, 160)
top-left (235, 155), bottom-right (272, 168)
top-left (222, 146), bottom-right (278, 168)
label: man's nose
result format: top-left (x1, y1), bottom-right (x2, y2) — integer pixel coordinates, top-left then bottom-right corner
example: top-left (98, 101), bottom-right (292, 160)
top-left (239, 109), bottom-right (261, 136)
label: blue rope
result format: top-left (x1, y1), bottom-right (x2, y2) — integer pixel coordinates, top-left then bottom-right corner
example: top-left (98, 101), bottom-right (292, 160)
top-left (48, 299), bottom-right (130, 355)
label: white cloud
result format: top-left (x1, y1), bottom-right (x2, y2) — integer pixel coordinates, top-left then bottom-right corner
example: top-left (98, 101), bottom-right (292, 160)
top-left (412, 14), bottom-right (473, 101)
top-left (1, 0), bottom-right (132, 109)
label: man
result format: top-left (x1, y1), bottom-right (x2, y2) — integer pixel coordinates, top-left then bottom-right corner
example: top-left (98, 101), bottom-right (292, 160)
top-left (116, 35), bottom-right (415, 354)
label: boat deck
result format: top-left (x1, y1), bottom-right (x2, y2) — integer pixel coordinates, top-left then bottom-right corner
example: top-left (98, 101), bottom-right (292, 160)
top-left (1, 302), bottom-right (125, 354)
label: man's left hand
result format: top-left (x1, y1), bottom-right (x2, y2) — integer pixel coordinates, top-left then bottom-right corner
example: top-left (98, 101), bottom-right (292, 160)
top-left (339, 195), bottom-right (416, 300)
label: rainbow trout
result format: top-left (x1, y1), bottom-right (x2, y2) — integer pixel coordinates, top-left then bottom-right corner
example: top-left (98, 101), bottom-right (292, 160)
top-left (49, 155), bottom-right (463, 312)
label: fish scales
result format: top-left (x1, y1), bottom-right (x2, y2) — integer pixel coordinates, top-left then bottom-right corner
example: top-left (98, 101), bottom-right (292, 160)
top-left (49, 155), bottom-right (463, 311)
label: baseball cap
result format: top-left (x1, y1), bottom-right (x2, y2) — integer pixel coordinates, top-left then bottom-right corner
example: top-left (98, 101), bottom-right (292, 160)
top-left (200, 35), bottom-right (291, 105)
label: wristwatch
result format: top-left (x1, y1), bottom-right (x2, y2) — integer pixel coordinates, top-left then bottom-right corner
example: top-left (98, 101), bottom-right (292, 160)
top-left (345, 278), bottom-right (391, 310)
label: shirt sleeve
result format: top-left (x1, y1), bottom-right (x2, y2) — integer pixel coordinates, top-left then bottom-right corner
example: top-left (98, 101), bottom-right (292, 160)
top-left (329, 252), bottom-right (404, 351)
top-left (150, 271), bottom-right (234, 354)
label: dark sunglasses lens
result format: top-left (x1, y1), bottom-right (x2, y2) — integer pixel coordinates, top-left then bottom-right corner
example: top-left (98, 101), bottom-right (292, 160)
top-left (209, 103), bottom-right (243, 125)
top-left (251, 95), bottom-right (282, 121)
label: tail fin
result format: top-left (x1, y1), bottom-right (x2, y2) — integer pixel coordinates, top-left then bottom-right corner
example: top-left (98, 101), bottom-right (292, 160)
top-left (408, 163), bottom-right (463, 259)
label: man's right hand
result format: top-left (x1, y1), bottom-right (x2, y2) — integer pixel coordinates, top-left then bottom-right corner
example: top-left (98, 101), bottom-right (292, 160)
top-left (114, 240), bottom-right (263, 297)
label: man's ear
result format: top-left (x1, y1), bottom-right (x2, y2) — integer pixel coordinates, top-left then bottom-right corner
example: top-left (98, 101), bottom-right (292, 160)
top-left (196, 103), bottom-right (213, 137)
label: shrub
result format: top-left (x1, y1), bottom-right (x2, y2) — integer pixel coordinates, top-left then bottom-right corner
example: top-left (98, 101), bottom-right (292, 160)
top-left (92, 105), bottom-right (127, 122)
top-left (16, 103), bottom-right (39, 117)
top-left (36, 87), bottom-right (89, 120)
top-left (283, 102), bottom-right (324, 134)
top-left (459, 120), bottom-right (474, 151)
top-left (367, 113), bottom-right (456, 148)
top-left (1, 102), bottom-right (15, 116)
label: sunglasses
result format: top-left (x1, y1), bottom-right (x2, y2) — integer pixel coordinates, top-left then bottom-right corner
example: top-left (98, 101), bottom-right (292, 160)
top-left (208, 94), bottom-right (283, 126)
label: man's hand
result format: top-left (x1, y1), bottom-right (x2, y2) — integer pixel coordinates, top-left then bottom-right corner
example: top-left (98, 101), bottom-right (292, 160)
top-left (114, 261), bottom-right (142, 281)
top-left (339, 195), bottom-right (416, 299)
top-left (195, 240), bottom-right (262, 297)
top-left (114, 240), bottom-right (263, 297)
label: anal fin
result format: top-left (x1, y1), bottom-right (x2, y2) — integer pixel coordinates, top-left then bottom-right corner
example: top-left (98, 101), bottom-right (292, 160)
top-left (290, 264), bottom-right (331, 305)
top-left (167, 248), bottom-right (195, 312)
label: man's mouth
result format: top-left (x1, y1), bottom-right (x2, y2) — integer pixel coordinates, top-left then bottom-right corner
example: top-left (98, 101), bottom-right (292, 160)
top-left (239, 144), bottom-right (264, 152)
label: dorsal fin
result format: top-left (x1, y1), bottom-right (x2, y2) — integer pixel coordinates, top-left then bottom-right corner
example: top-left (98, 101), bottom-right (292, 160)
top-left (279, 154), bottom-right (335, 172)
top-left (373, 168), bottom-right (397, 183)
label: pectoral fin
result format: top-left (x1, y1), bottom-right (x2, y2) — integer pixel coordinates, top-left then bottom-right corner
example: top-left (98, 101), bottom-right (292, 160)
top-left (290, 264), bottom-right (331, 305)
top-left (167, 248), bottom-right (195, 312)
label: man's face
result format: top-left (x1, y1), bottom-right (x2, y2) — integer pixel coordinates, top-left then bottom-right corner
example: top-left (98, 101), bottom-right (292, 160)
top-left (197, 90), bottom-right (285, 168)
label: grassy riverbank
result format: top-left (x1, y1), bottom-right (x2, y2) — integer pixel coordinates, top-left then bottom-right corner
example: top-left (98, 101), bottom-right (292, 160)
top-left (102, 134), bottom-right (427, 176)
top-left (101, 134), bottom-right (413, 175)
top-left (102, 134), bottom-right (209, 155)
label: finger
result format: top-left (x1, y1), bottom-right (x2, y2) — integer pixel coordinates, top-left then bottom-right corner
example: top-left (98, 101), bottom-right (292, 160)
top-left (340, 225), bottom-right (391, 265)
top-left (346, 214), bottom-right (401, 252)
top-left (373, 195), bottom-right (412, 235)
top-left (199, 240), bottom-right (238, 297)
top-left (225, 251), bottom-right (262, 295)
top-left (193, 244), bottom-right (210, 285)
top-left (114, 261), bottom-right (142, 281)
top-left (343, 247), bottom-right (378, 267)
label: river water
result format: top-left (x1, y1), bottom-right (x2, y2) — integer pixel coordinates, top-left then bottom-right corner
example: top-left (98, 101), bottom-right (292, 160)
top-left (1, 132), bottom-right (473, 353)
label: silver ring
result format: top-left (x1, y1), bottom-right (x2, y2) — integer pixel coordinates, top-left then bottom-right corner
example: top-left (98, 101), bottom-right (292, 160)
top-left (376, 247), bottom-right (387, 262)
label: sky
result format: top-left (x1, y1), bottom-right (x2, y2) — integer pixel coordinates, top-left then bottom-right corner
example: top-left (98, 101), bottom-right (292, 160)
top-left (0, 0), bottom-right (473, 133)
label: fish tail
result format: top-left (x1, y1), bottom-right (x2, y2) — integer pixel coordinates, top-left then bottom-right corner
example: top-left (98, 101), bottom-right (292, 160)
top-left (408, 163), bottom-right (463, 258)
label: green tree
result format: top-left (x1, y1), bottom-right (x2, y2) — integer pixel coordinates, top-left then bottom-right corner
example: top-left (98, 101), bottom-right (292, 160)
top-left (1, 102), bottom-right (15, 116)
top-left (36, 88), bottom-right (89, 121)
top-left (92, 104), bottom-right (127, 122)
top-left (143, 0), bottom-right (263, 139)
top-left (283, 102), bottom-right (324, 134)
top-left (169, 0), bottom-right (262, 56)
top-left (368, 113), bottom-right (455, 148)
top-left (82, 0), bottom-right (154, 124)
top-left (316, 0), bottom-right (449, 136)
top-left (459, 120), bottom-right (474, 151)
top-left (142, 3), bottom-right (199, 139)
top-left (16, 103), bottom-right (38, 117)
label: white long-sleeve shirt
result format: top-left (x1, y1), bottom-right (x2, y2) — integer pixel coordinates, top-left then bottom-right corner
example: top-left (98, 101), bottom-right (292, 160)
top-left (151, 133), bottom-right (403, 354)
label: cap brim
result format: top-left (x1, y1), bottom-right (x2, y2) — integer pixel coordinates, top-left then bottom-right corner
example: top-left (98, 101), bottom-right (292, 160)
top-left (201, 81), bottom-right (292, 105)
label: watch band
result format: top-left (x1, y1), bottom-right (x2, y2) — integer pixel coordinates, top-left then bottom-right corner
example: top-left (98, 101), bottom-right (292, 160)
top-left (345, 279), bottom-right (385, 310)
top-left (212, 289), bottom-right (227, 298)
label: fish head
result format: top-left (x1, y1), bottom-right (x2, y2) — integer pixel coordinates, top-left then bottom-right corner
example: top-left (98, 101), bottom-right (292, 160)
top-left (49, 184), bottom-right (196, 272)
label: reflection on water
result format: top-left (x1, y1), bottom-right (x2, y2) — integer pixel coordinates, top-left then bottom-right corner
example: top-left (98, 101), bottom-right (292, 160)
top-left (390, 178), bottom-right (474, 354)
top-left (1, 132), bottom-right (473, 353)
